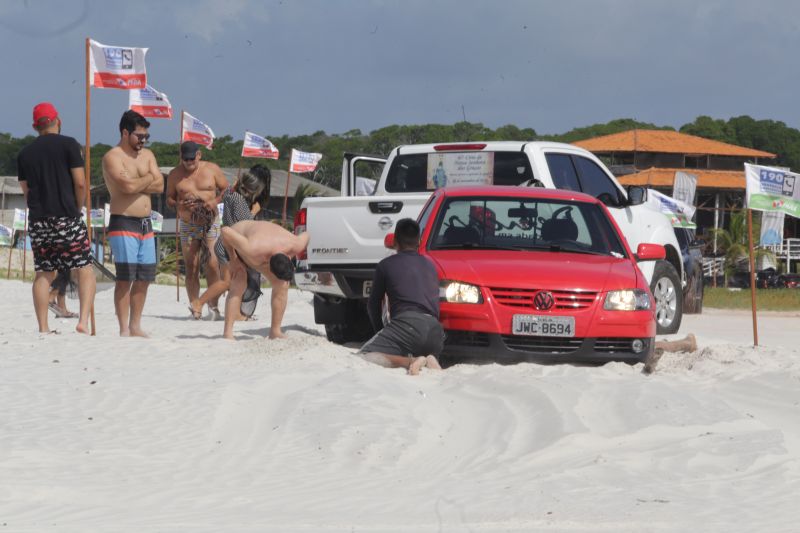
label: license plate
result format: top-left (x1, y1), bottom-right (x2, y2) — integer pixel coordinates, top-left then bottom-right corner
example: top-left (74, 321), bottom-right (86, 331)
top-left (512, 315), bottom-right (575, 337)
top-left (363, 280), bottom-right (373, 297)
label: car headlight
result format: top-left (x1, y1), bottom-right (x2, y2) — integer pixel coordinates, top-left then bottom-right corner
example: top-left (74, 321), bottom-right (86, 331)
top-left (603, 289), bottom-right (651, 311)
top-left (440, 281), bottom-right (483, 304)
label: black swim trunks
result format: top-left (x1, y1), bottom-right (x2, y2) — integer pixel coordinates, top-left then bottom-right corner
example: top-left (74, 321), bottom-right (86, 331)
top-left (29, 216), bottom-right (92, 272)
top-left (360, 311), bottom-right (444, 357)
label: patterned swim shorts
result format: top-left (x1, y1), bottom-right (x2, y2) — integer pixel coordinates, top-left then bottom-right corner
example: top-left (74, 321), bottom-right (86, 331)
top-left (108, 214), bottom-right (156, 282)
top-left (178, 218), bottom-right (220, 247)
top-left (29, 216), bottom-right (92, 272)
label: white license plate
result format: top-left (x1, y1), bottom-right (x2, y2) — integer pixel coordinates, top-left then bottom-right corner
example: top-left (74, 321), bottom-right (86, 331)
top-left (363, 280), bottom-right (373, 297)
top-left (512, 315), bottom-right (575, 337)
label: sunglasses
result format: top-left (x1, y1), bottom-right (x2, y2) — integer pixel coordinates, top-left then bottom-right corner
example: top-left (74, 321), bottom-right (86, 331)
top-left (182, 156), bottom-right (196, 162)
top-left (132, 132), bottom-right (150, 142)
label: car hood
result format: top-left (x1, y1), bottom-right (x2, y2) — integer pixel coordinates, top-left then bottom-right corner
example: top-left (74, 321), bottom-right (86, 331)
top-left (428, 250), bottom-right (640, 292)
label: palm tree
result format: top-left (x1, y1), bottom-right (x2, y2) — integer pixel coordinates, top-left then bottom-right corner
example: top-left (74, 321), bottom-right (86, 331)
top-left (709, 210), bottom-right (774, 287)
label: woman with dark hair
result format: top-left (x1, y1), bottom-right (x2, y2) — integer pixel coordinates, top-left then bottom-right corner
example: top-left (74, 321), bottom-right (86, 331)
top-left (190, 164), bottom-right (271, 319)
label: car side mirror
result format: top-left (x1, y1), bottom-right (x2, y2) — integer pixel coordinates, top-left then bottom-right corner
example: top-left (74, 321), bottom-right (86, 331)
top-left (627, 186), bottom-right (647, 206)
top-left (384, 233), bottom-right (395, 249)
top-left (635, 243), bottom-right (666, 261)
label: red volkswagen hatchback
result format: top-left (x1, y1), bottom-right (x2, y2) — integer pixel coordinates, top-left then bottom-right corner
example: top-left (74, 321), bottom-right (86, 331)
top-left (413, 186), bottom-right (664, 366)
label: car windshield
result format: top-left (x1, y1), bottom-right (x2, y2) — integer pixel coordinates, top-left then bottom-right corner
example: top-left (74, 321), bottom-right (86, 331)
top-left (428, 196), bottom-right (628, 257)
top-left (385, 151), bottom-right (534, 192)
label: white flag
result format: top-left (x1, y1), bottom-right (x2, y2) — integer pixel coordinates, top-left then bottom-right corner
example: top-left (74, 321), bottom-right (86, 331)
top-left (129, 84), bottom-right (173, 119)
top-left (89, 39), bottom-right (147, 90)
top-left (672, 171), bottom-right (697, 207)
top-left (647, 189), bottom-right (696, 228)
top-left (0, 224), bottom-right (12, 247)
top-left (181, 112), bottom-right (215, 149)
top-left (242, 131), bottom-right (279, 159)
top-left (759, 210), bottom-right (785, 246)
top-left (744, 163), bottom-right (800, 219)
top-left (289, 149), bottom-right (323, 173)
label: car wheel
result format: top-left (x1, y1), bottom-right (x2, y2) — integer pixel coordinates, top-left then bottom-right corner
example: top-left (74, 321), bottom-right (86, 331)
top-left (650, 260), bottom-right (683, 334)
top-left (324, 305), bottom-right (375, 345)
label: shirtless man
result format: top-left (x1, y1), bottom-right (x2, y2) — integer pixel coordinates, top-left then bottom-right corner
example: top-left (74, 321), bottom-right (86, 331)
top-left (219, 220), bottom-right (309, 340)
top-left (166, 141), bottom-right (228, 319)
top-left (102, 110), bottom-right (164, 337)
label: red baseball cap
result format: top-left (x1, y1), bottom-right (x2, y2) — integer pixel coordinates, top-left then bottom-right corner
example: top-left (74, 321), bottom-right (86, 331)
top-left (32, 102), bottom-right (59, 128)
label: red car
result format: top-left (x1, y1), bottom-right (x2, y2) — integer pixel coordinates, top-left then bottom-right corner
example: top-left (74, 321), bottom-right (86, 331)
top-left (411, 186), bottom-right (664, 366)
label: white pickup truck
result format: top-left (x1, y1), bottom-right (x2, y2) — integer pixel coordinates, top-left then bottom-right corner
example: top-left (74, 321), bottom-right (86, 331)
top-left (294, 141), bottom-right (684, 342)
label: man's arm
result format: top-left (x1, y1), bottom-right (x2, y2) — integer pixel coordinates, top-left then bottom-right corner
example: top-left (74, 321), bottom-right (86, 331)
top-left (366, 264), bottom-right (386, 332)
top-left (70, 167), bottom-right (86, 210)
top-left (165, 170), bottom-right (178, 208)
top-left (102, 152), bottom-right (152, 195)
top-left (19, 180), bottom-right (29, 203)
top-left (143, 153), bottom-right (164, 194)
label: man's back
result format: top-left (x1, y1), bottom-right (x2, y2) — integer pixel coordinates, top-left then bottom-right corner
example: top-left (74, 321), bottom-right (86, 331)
top-left (368, 250), bottom-right (439, 331)
top-left (17, 134), bottom-right (83, 219)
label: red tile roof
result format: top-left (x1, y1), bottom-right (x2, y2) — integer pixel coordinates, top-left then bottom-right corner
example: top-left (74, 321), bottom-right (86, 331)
top-left (617, 168), bottom-right (745, 190)
top-left (573, 129), bottom-right (775, 158)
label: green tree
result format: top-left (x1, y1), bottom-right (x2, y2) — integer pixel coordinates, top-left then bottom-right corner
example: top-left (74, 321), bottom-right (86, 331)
top-left (708, 210), bottom-right (774, 287)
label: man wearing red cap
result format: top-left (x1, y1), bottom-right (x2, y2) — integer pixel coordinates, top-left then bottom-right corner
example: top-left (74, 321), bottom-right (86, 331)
top-left (17, 102), bottom-right (96, 334)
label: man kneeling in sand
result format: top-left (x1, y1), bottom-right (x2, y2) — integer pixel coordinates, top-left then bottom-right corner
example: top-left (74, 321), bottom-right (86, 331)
top-left (220, 220), bottom-right (309, 340)
top-left (359, 218), bottom-right (444, 375)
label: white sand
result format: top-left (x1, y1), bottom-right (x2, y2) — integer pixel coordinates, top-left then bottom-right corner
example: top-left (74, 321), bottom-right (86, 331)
top-left (1, 279), bottom-right (799, 532)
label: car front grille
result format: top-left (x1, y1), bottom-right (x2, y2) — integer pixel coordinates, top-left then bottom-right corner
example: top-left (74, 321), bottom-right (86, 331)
top-left (594, 338), bottom-right (644, 354)
top-left (489, 287), bottom-right (598, 310)
top-left (500, 335), bottom-right (584, 354)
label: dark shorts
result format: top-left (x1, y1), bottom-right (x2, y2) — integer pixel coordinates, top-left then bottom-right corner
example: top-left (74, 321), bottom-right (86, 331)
top-left (360, 311), bottom-right (444, 357)
top-left (108, 214), bottom-right (156, 282)
top-left (29, 217), bottom-right (92, 272)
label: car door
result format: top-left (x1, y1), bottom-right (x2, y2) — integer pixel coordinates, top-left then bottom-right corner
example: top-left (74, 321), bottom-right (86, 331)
top-left (340, 153), bottom-right (386, 197)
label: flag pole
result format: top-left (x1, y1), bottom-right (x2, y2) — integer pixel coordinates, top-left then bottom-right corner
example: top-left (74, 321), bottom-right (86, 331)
top-left (176, 110), bottom-right (184, 301)
top-left (85, 37), bottom-right (96, 335)
top-left (5, 230), bottom-right (12, 278)
top-left (21, 215), bottom-right (28, 281)
top-left (282, 149), bottom-right (293, 226)
top-left (746, 208), bottom-right (759, 346)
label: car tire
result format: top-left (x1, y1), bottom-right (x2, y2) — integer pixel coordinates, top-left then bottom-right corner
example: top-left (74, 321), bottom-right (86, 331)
top-left (650, 260), bottom-right (683, 335)
top-left (324, 304), bottom-right (375, 345)
top-left (683, 266), bottom-right (704, 315)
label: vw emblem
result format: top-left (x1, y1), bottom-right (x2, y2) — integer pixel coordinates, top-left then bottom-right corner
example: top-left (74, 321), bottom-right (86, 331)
top-left (378, 216), bottom-right (393, 231)
top-left (533, 291), bottom-right (554, 310)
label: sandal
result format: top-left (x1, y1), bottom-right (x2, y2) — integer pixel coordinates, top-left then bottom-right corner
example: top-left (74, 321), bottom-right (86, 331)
top-left (188, 304), bottom-right (202, 320)
top-left (48, 302), bottom-right (76, 318)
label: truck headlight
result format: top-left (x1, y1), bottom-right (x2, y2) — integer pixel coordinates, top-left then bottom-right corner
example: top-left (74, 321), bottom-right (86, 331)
top-left (440, 281), bottom-right (483, 304)
top-left (604, 289), bottom-right (651, 311)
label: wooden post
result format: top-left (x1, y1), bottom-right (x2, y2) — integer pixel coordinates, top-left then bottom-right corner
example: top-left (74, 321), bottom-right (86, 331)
top-left (282, 149), bottom-right (293, 226)
top-left (5, 233), bottom-right (12, 278)
top-left (746, 208), bottom-right (759, 347)
top-left (85, 37), bottom-right (97, 335)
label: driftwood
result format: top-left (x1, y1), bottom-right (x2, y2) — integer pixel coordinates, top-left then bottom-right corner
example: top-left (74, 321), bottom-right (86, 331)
top-left (642, 334), bottom-right (698, 375)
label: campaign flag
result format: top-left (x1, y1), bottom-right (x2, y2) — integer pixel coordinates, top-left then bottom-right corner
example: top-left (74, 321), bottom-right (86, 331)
top-left (744, 163), bottom-right (800, 219)
top-left (89, 39), bottom-right (147, 90)
top-left (647, 189), bottom-right (696, 229)
top-left (150, 211), bottom-right (163, 232)
top-left (81, 207), bottom-right (106, 228)
top-left (289, 149), bottom-right (323, 173)
top-left (672, 171), bottom-right (698, 207)
top-left (242, 131), bottom-right (279, 159)
top-left (12, 208), bottom-right (28, 231)
top-left (182, 112), bottom-right (215, 149)
top-left (759, 210), bottom-right (785, 246)
top-left (0, 224), bottom-right (12, 247)
top-left (129, 84), bottom-right (173, 119)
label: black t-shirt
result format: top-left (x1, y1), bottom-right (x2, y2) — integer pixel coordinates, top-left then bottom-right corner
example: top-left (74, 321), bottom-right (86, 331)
top-left (367, 250), bottom-right (440, 331)
top-left (17, 134), bottom-right (84, 220)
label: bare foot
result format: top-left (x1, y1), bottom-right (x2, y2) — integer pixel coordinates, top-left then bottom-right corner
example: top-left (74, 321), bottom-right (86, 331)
top-left (189, 302), bottom-right (202, 320)
top-left (75, 323), bottom-right (90, 335)
top-left (120, 329), bottom-right (131, 337)
top-left (223, 333), bottom-right (236, 341)
top-left (425, 355), bottom-right (443, 370)
top-left (129, 327), bottom-right (149, 338)
top-left (269, 331), bottom-right (287, 340)
top-left (408, 356), bottom-right (428, 376)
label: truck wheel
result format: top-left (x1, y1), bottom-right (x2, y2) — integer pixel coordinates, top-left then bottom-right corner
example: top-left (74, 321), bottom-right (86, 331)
top-left (325, 323), bottom-right (348, 344)
top-left (323, 301), bottom-right (375, 345)
top-left (650, 260), bottom-right (683, 334)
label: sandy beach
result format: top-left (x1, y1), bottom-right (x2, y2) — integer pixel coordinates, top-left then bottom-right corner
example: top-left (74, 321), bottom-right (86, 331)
top-left (1, 278), bottom-right (799, 532)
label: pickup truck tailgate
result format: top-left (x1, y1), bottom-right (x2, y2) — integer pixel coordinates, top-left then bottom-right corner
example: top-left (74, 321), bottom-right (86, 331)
top-left (303, 194), bottom-right (430, 266)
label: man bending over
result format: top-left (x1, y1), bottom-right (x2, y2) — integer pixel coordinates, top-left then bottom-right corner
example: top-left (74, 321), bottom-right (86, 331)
top-left (360, 218), bottom-right (444, 375)
top-left (220, 220), bottom-right (309, 340)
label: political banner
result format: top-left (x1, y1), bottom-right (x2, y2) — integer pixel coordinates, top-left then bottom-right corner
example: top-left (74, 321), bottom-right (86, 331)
top-left (647, 189), bottom-right (696, 229)
top-left (427, 152), bottom-right (494, 189)
top-left (12, 208), bottom-right (27, 231)
top-left (182, 112), bottom-right (215, 149)
top-left (89, 39), bottom-right (148, 90)
top-left (289, 149), bottom-right (323, 173)
top-left (744, 163), bottom-right (800, 219)
top-left (242, 131), bottom-right (279, 159)
top-left (129, 84), bottom-right (173, 119)
top-left (672, 171), bottom-right (698, 207)
top-left (0, 224), bottom-right (12, 247)
top-left (150, 211), bottom-right (163, 232)
top-left (760, 210), bottom-right (785, 246)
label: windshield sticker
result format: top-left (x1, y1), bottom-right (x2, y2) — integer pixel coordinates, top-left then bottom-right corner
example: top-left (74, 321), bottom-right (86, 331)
top-left (427, 152), bottom-right (494, 189)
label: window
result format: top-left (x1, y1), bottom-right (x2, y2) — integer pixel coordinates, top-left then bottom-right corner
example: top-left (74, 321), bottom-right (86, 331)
top-left (572, 156), bottom-right (624, 206)
top-left (544, 153), bottom-right (581, 191)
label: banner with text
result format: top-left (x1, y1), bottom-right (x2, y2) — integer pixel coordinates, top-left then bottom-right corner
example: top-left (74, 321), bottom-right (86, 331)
top-left (427, 152), bottom-right (494, 189)
top-left (647, 189), bottom-right (697, 229)
top-left (181, 112), bottom-right (215, 149)
top-left (12, 208), bottom-right (27, 231)
top-left (289, 149), bottom-right (323, 173)
top-left (744, 163), bottom-right (800, 219)
top-left (242, 131), bottom-right (280, 159)
top-left (150, 211), bottom-right (163, 232)
top-left (89, 39), bottom-right (147, 90)
top-left (129, 84), bottom-right (173, 119)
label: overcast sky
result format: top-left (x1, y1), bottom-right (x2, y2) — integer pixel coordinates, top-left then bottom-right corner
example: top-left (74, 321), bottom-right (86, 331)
top-left (1, 0), bottom-right (799, 146)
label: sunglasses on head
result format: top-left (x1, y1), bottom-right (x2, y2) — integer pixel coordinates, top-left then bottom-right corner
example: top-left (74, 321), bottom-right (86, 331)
top-left (132, 132), bottom-right (150, 142)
